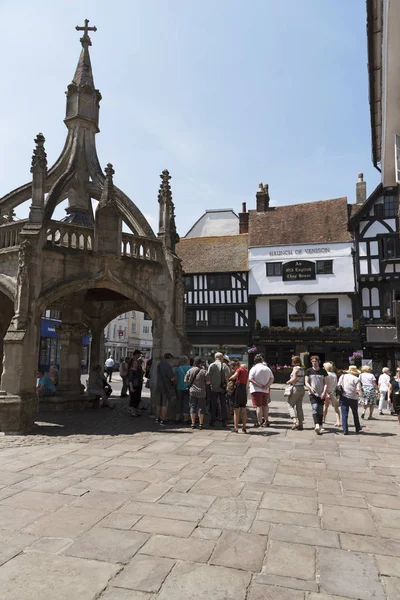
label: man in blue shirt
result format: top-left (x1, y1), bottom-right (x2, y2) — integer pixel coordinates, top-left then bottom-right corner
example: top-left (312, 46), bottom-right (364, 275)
top-left (37, 370), bottom-right (56, 397)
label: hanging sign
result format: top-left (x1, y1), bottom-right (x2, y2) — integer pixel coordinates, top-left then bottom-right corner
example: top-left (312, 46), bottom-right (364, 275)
top-left (282, 260), bottom-right (316, 281)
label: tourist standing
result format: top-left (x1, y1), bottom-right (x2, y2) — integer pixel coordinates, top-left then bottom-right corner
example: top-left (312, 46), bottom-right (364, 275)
top-left (185, 357), bottom-right (209, 429)
top-left (156, 353), bottom-right (176, 425)
top-left (360, 365), bottom-right (379, 420)
top-left (286, 355), bottom-right (305, 430)
top-left (249, 354), bottom-right (274, 428)
top-left (105, 355), bottom-right (114, 382)
top-left (207, 352), bottom-right (230, 427)
top-left (305, 355), bottom-right (328, 435)
top-left (338, 365), bottom-right (363, 434)
top-left (229, 363), bottom-right (249, 433)
top-left (128, 350), bottom-right (143, 417)
top-left (119, 357), bottom-right (129, 397)
top-left (323, 362), bottom-right (340, 428)
top-left (389, 368), bottom-right (400, 426)
top-left (378, 367), bottom-right (394, 415)
top-left (175, 355), bottom-right (191, 424)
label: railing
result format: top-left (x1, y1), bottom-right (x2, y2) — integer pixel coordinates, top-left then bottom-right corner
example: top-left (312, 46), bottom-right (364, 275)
top-left (0, 220), bottom-right (26, 250)
top-left (45, 222), bottom-right (162, 263)
top-left (46, 221), bottom-right (93, 251)
top-left (121, 232), bottom-right (162, 262)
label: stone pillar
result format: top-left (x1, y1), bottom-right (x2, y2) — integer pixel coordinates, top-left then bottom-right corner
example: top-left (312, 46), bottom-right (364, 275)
top-left (57, 323), bottom-right (87, 395)
top-left (0, 317), bottom-right (40, 433)
top-left (89, 318), bottom-right (104, 372)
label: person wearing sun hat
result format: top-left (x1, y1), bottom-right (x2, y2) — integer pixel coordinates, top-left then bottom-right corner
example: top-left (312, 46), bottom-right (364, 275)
top-left (337, 365), bottom-right (364, 435)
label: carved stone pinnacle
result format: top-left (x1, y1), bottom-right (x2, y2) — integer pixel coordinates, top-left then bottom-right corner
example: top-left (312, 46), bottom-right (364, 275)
top-left (31, 133), bottom-right (47, 173)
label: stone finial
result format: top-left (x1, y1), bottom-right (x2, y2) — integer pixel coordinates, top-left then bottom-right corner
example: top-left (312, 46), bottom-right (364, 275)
top-left (158, 169), bottom-right (173, 204)
top-left (75, 19), bottom-right (97, 47)
top-left (105, 163), bottom-right (115, 180)
top-left (358, 173), bottom-right (364, 182)
top-left (258, 183), bottom-right (264, 191)
top-left (158, 169), bottom-right (179, 250)
top-left (30, 133), bottom-right (47, 173)
top-left (99, 163), bottom-right (116, 206)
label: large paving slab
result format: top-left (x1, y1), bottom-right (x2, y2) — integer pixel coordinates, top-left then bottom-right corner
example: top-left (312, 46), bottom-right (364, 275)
top-left (318, 547), bottom-right (385, 600)
top-left (0, 551), bottom-right (120, 599)
top-left (156, 561), bottom-right (251, 600)
top-left (0, 393), bottom-right (399, 599)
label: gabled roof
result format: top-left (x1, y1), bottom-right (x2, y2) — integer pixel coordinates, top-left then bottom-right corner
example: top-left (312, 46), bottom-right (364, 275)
top-left (176, 234), bottom-right (248, 274)
top-left (248, 197), bottom-right (352, 247)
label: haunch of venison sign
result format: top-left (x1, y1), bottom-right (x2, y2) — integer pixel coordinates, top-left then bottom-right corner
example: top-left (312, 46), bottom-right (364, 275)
top-left (282, 260), bottom-right (316, 281)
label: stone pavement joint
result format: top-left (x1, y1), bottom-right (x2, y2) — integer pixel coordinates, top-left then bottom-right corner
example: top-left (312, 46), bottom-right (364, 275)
top-left (0, 392), bottom-right (398, 599)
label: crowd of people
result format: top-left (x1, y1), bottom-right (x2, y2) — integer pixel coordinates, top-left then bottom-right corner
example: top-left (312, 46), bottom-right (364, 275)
top-left (39, 350), bottom-right (400, 436)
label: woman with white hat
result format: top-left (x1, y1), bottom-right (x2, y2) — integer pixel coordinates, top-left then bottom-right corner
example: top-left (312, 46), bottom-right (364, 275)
top-left (337, 365), bottom-right (363, 435)
top-left (378, 367), bottom-right (394, 415)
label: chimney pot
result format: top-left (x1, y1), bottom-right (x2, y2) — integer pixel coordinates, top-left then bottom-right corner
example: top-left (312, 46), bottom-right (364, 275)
top-left (256, 182), bottom-right (270, 212)
top-left (242, 202), bottom-right (247, 213)
top-left (356, 173), bottom-right (367, 205)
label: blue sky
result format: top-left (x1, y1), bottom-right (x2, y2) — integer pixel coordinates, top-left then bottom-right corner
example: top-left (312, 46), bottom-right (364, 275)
top-left (1, 0), bottom-right (379, 236)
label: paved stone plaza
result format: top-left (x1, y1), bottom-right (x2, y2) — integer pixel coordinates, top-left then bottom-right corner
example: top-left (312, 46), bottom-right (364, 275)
top-left (0, 388), bottom-right (399, 599)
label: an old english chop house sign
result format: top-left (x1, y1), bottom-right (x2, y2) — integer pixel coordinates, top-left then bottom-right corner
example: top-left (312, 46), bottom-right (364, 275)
top-left (282, 260), bottom-right (316, 282)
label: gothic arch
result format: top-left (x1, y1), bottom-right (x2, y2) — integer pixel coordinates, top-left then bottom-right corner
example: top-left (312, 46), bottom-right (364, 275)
top-left (37, 276), bottom-right (163, 322)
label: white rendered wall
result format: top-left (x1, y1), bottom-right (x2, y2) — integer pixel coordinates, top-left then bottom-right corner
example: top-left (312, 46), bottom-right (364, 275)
top-left (256, 294), bottom-right (353, 328)
top-left (249, 242), bottom-right (355, 296)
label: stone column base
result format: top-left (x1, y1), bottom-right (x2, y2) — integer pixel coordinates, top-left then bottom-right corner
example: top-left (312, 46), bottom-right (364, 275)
top-left (0, 391), bottom-right (38, 434)
top-left (39, 393), bottom-right (91, 412)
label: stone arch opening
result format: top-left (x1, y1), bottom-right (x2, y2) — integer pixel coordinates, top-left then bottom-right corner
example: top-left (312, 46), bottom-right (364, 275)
top-left (36, 278), bottom-right (165, 403)
top-left (0, 289), bottom-right (14, 378)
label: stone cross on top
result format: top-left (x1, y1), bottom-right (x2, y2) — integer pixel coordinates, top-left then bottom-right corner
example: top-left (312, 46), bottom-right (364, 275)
top-left (76, 19), bottom-right (97, 47)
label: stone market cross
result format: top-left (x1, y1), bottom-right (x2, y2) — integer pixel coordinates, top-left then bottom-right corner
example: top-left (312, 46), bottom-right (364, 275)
top-left (0, 24), bottom-right (187, 433)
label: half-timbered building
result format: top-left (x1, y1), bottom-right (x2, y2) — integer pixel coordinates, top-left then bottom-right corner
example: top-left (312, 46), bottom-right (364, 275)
top-left (350, 0), bottom-right (400, 367)
top-left (349, 179), bottom-right (399, 365)
top-left (177, 211), bottom-right (252, 361)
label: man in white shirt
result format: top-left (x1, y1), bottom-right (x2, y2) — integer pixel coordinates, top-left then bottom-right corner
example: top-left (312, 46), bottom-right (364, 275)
top-left (105, 355), bottom-right (115, 382)
top-left (249, 354), bottom-right (274, 427)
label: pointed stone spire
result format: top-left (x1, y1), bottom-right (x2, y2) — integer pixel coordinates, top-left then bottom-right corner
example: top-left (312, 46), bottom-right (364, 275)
top-left (29, 133), bottom-right (47, 224)
top-left (65, 20), bottom-right (102, 130)
top-left (99, 163), bottom-right (116, 206)
top-left (158, 169), bottom-right (179, 251)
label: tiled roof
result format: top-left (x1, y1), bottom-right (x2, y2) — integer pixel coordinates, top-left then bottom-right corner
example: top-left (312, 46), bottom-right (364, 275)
top-left (248, 197), bottom-right (352, 246)
top-left (176, 234), bottom-right (249, 274)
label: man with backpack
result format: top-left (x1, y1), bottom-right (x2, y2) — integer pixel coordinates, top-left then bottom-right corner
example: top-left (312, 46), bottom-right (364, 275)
top-left (185, 357), bottom-right (209, 429)
top-left (207, 352), bottom-right (230, 427)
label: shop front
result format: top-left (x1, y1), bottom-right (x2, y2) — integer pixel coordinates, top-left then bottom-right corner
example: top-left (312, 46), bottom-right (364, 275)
top-left (252, 327), bottom-right (361, 381)
top-left (39, 318), bottom-right (91, 373)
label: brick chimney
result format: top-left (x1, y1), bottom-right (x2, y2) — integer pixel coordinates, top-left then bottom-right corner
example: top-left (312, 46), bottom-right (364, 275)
top-left (356, 173), bottom-right (367, 205)
top-left (256, 183), bottom-right (270, 213)
top-left (239, 202), bottom-right (249, 234)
